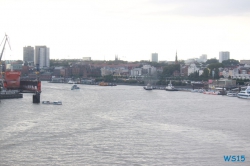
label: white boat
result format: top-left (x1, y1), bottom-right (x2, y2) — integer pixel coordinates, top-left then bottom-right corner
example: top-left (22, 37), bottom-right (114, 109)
top-left (53, 101), bottom-right (62, 105)
top-left (42, 101), bottom-right (62, 105)
top-left (203, 91), bottom-right (219, 95)
top-left (165, 81), bottom-right (178, 91)
top-left (144, 83), bottom-right (153, 90)
top-left (42, 101), bottom-right (51, 104)
top-left (71, 84), bottom-right (80, 90)
top-left (237, 86), bottom-right (250, 99)
top-left (68, 80), bottom-right (74, 84)
top-left (191, 89), bottom-right (205, 93)
top-left (226, 91), bottom-right (237, 97)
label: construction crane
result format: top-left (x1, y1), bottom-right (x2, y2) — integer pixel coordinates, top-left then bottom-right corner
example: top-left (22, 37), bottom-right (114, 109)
top-left (0, 34), bottom-right (11, 75)
top-left (0, 34), bottom-right (11, 61)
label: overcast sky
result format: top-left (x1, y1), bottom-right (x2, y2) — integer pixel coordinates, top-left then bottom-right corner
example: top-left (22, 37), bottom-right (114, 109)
top-left (1, 0), bottom-right (250, 61)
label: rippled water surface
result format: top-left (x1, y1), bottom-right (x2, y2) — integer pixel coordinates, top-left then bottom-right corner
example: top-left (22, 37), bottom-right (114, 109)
top-left (0, 82), bottom-right (250, 165)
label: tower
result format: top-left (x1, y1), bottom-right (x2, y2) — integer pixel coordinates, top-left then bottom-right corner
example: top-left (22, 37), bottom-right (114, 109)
top-left (115, 55), bottom-right (118, 61)
top-left (175, 51), bottom-right (178, 64)
top-left (151, 53), bottom-right (158, 62)
top-left (34, 46), bottom-right (50, 68)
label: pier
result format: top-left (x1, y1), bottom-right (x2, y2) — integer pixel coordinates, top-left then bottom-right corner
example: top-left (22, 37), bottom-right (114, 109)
top-left (0, 93), bottom-right (23, 99)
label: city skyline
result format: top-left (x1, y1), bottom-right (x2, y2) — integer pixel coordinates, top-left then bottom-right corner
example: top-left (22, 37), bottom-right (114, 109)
top-left (1, 0), bottom-right (250, 61)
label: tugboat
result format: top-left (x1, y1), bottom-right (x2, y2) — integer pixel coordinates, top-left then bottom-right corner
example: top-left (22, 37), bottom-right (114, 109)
top-left (165, 81), bottom-right (178, 91)
top-left (144, 83), bottom-right (153, 90)
top-left (71, 84), bottom-right (80, 90)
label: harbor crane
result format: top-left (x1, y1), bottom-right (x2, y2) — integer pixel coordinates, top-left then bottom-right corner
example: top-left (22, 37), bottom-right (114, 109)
top-left (0, 34), bottom-right (11, 75)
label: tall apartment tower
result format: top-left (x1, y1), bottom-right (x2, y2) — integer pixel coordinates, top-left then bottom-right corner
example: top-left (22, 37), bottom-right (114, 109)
top-left (219, 51), bottom-right (230, 63)
top-left (151, 53), bottom-right (158, 62)
top-left (34, 46), bottom-right (50, 68)
top-left (200, 54), bottom-right (207, 62)
top-left (23, 46), bottom-right (34, 62)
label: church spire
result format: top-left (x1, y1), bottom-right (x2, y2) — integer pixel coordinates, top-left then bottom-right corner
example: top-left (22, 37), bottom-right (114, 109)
top-left (175, 50), bottom-right (178, 64)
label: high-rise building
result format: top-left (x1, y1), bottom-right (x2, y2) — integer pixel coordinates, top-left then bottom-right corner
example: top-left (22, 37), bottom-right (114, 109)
top-left (219, 51), bottom-right (230, 63)
top-left (199, 54), bottom-right (207, 62)
top-left (34, 46), bottom-right (50, 68)
top-left (151, 53), bottom-right (158, 62)
top-left (23, 46), bottom-right (34, 63)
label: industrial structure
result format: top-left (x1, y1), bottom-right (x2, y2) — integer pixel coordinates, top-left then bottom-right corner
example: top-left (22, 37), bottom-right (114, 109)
top-left (0, 34), bottom-right (41, 102)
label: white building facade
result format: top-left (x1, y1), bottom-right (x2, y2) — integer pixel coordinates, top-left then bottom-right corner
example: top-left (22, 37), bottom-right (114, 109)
top-left (219, 51), bottom-right (230, 63)
top-left (34, 46), bottom-right (50, 68)
top-left (151, 53), bottom-right (158, 62)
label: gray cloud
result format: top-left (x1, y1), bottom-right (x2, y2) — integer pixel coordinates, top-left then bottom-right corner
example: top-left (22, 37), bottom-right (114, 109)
top-left (149, 0), bottom-right (250, 16)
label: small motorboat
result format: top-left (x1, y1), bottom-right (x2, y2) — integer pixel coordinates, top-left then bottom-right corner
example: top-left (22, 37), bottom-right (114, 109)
top-left (71, 84), bottom-right (80, 90)
top-left (42, 101), bottom-right (51, 104)
top-left (53, 101), bottom-right (62, 105)
top-left (144, 83), bottom-right (153, 90)
top-left (42, 101), bottom-right (62, 105)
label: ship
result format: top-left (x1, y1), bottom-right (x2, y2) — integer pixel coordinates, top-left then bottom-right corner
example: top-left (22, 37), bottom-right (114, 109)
top-left (99, 82), bottom-right (117, 86)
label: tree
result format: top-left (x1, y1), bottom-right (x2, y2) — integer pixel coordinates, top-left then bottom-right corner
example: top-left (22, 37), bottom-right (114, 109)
top-left (206, 58), bottom-right (219, 64)
top-left (207, 63), bottom-right (224, 70)
top-left (103, 75), bottom-right (114, 82)
top-left (222, 59), bottom-right (239, 66)
top-left (214, 68), bottom-right (220, 79)
top-left (201, 68), bottom-right (209, 78)
top-left (163, 64), bottom-right (180, 76)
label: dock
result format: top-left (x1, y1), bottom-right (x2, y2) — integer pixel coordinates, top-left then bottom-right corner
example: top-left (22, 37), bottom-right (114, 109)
top-left (0, 93), bottom-right (23, 99)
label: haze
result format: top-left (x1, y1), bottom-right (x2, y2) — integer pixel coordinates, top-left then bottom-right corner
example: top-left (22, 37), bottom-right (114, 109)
top-left (1, 0), bottom-right (250, 61)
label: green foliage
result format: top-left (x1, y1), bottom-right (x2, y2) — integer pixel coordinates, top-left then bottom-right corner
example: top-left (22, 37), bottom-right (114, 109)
top-left (201, 68), bottom-right (209, 78)
top-left (222, 59), bottom-right (239, 66)
top-left (207, 63), bottom-right (224, 70)
top-left (95, 78), bottom-right (103, 82)
top-left (206, 58), bottom-right (219, 64)
top-left (163, 64), bottom-right (180, 76)
top-left (103, 75), bottom-right (114, 82)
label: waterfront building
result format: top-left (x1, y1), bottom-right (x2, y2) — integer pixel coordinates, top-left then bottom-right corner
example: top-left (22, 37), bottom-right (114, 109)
top-left (34, 46), bottom-right (50, 68)
top-left (130, 68), bottom-right (142, 77)
top-left (141, 65), bottom-right (157, 76)
top-left (209, 78), bottom-right (236, 88)
top-left (185, 59), bottom-right (196, 64)
top-left (151, 53), bottom-right (158, 62)
top-left (23, 46), bottom-right (34, 64)
top-left (82, 57), bottom-right (91, 61)
top-left (219, 51), bottom-right (230, 63)
top-left (188, 64), bottom-right (200, 76)
top-left (240, 60), bottom-right (250, 65)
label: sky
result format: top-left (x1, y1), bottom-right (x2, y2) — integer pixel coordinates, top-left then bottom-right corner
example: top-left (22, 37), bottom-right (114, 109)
top-left (1, 0), bottom-right (250, 61)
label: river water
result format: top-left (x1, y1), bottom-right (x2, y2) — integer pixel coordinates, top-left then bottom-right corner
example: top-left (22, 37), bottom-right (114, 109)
top-left (0, 82), bottom-right (250, 166)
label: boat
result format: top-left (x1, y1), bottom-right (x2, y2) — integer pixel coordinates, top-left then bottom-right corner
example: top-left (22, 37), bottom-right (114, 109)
top-left (237, 85), bottom-right (250, 99)
top-left (226, 91), bottom-right (237, 97)
top-left (165, 81), bottom-right (178, 91)
top-left (68, 80), bottom-right (74, 84)
top-left (191, 89), bottom-right (205, 93)
top-left (144, 83), bottom-right (153, 90)
top-left (203, 91), bottom-right (219, 95)
top-left (99, 82), bottom-right (117, 86)
top-left (53, 101), bottom-right (62, 105)
top-left (42, 101), bottom-right (62, 105)
top-left (71, 84), bottom-right (80, 90)
top-left (42, 101), bottom-right (51, 104)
